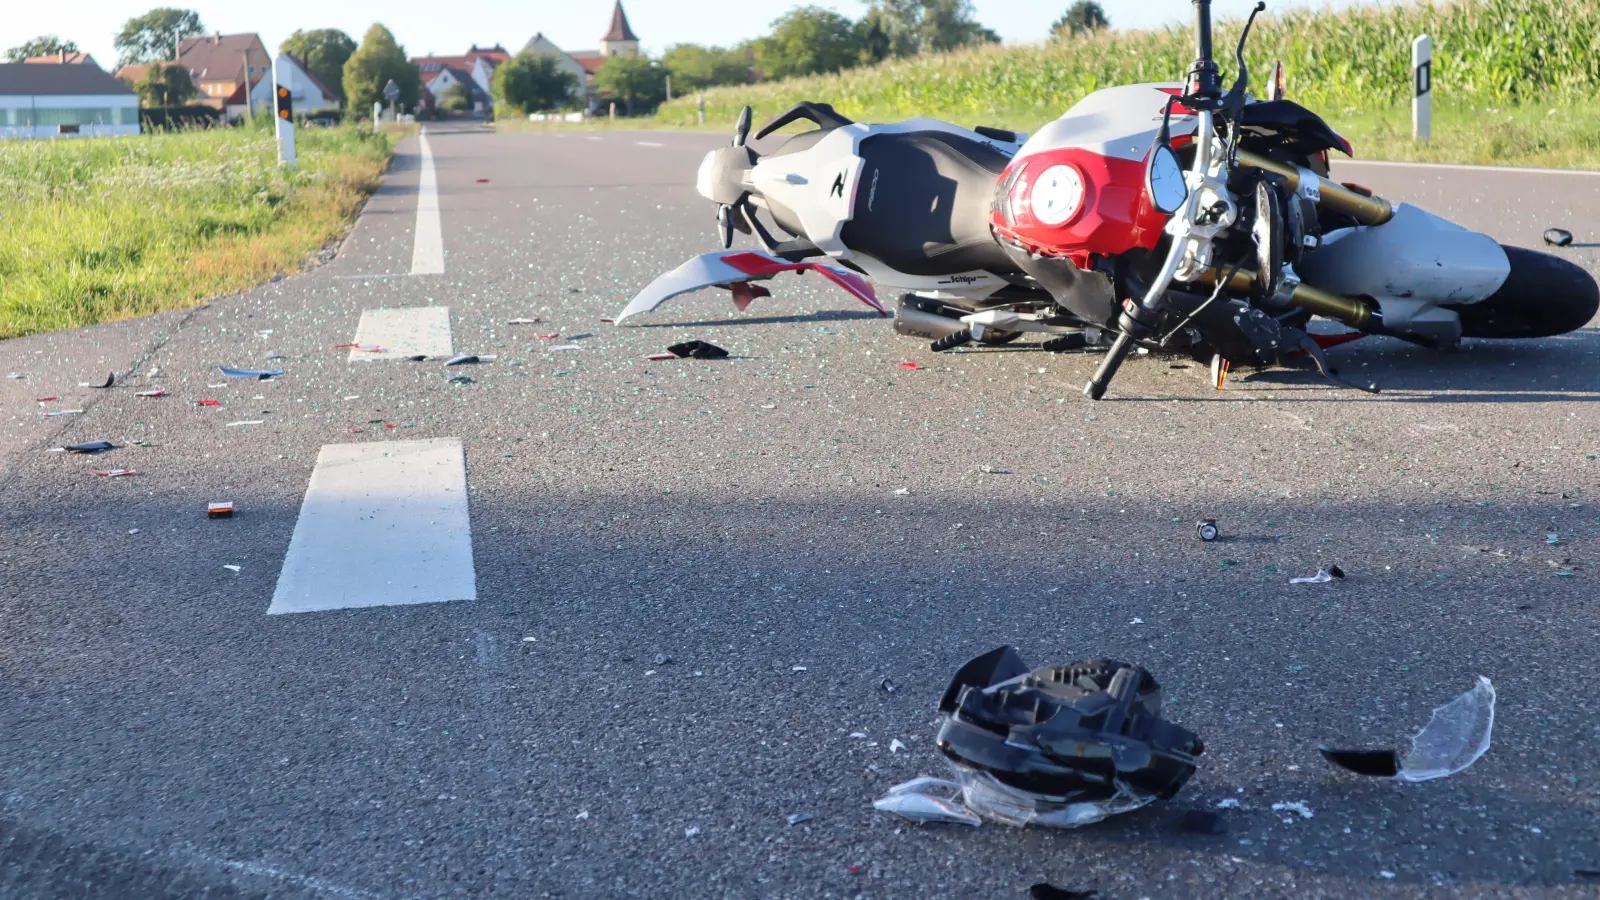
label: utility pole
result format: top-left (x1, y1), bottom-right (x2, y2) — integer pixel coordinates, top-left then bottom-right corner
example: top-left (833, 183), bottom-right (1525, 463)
top-left (665, 74), bottom-right (671, 103)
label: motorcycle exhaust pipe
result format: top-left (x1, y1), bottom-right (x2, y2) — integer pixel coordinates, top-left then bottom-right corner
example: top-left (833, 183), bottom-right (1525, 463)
top-left (893, 299), bottom-right (970, 340)
top-left (1236, 150), bottom-right (1394, 226)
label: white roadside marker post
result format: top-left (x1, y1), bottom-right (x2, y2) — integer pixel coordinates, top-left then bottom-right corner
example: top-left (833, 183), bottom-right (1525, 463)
top-left (1413, 34), bottom-right (1432, 143)
top-left (373, 102), bottom-right (381, 130)
top-left (272, 55), bottom-right (296, 169)
top-left (697, 93), bottom-right (705, 126)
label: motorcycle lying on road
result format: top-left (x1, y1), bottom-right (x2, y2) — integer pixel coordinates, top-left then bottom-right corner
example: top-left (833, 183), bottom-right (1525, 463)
top-left (616, 0), bottom-right (1599, 399)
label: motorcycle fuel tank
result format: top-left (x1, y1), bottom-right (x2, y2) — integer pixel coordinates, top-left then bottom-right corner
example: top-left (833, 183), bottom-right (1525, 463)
top-left (992, 83), bottom-right (1199, 263)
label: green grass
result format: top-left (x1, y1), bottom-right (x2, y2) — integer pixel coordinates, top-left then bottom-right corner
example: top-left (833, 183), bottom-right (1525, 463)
top-left (0, 121), bottom-right (395, 339)
top-left (649, 0), bottom-right (1600, 168)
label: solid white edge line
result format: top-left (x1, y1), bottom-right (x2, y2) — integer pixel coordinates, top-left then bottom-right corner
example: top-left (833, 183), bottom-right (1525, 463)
top-left (410, 129), bottom-right (445, 276)
top-left (1339, 159), bottom-right (1600, 177)
top-left (635, 141), bottom-right (664, 147)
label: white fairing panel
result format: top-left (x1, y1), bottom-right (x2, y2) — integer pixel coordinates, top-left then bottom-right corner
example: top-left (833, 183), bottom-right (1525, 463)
top-left (1016, 83), bottom-right (1199, 162)
top-left (1298, 203), bottom-right (1511, 305)
top-left (749, 118), bottom-right (1024, 260)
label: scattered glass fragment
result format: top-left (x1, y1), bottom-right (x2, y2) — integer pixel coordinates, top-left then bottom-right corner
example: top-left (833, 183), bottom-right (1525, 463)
top-left (1319, 677), bottom-right (1495, 782)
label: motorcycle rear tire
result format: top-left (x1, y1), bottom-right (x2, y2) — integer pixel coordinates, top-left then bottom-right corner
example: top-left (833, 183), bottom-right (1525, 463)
top-left (1451, 245), bottom-right (1599, 339)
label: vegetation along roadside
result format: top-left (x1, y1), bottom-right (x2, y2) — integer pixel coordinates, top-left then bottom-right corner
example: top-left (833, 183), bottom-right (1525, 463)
top-left (0, 121), bottom-right (397, 339)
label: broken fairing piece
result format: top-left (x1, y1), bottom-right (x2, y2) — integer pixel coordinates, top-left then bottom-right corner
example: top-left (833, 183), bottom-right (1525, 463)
top-left (445, 355), bottom-right (480, 366)
top-left (64, 441), bottom-right (116, 454)
top-left (94, 469), bottom-right (136, 477)
top-left (208, 502), bottom-right (235, 519)
top-left (874, 648), bottom-right (1203, 829)
top-left (135, 390), bottom-right (166, 398)
top-left (550, 345), bottom-right (583, 352)
top-left (1544, 228), bottom-right (1574, 248)
top-left (1319, 676), bottom-right (1495, 782)
top-left (1289, 566), bottom-right (1345, 584)
top-left (668, 340), bottom-right (729, 360)
top-left (872, 777), bottom-right (982, 826)
top-left (83, 373), bottom-right (115, 388)
top-left (614, 250), bottom-right (886, 323)
top-left (220, 367), bottom-right (284, 380)
top-left (507, 318), bottom-right (541, 324)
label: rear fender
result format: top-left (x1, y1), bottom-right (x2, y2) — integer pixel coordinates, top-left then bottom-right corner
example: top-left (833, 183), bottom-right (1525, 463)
top-left (615, 250), bottom-right (886, 324)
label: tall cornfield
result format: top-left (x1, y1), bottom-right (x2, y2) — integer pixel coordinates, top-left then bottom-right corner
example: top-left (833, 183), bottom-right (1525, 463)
top-left (656, 0), bottom-right (1600, 130)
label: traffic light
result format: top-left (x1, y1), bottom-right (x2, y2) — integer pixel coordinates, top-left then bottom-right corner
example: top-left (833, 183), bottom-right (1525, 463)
top-left (275, 83), bottom-right (292, 121)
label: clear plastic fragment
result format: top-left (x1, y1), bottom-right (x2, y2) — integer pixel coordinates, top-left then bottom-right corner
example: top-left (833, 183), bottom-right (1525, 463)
top-left (1395, 676), bottom-right (1495, 782)
top-left (873, 764), bottom-right (1151, 829)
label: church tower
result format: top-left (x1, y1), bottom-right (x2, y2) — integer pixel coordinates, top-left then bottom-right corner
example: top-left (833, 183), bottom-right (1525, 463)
top-left (598, 1), bottom-right (640, 57)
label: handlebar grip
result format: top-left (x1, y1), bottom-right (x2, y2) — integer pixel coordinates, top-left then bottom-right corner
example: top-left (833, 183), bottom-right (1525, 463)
top-left (1083, 331), bottom-right (1137, 400)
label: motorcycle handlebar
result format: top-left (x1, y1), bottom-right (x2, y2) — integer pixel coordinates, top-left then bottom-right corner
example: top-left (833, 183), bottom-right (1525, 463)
top-left (1083, 332), bottom-right (1136, 400)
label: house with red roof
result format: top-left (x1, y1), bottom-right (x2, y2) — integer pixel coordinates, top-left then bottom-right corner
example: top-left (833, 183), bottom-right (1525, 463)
top-left (412, 44), bottom-right (510, 114)
top-left (521, 1), bottom-right (641, 111)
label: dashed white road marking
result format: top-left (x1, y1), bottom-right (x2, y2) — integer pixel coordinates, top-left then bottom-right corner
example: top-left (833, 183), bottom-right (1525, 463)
top-left (410, 129), bottom-right (445, 275)
top-left (268, 438), bottom-right (477, 615)
top-left (584, 136), bottom-right (603, 142)
top-left (635, 140), bottom-right (663, 147)
top-left (349, 306), bottom-right (453, 361)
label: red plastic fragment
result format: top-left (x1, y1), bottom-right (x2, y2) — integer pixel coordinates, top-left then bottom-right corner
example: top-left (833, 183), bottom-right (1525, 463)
top-left (599, 317), bottom-right (616, 323)
top-left (35, 397), bottom-right (58, 403)
top-left (476, 178), bottom-right (489, 183)
top-left (135, 390), bottom-right (166, 398)
top-left (899, 361), bottom-right (925, 370)
top-left (646, 353), bottom-right (677, 361)
top-left (729, 281), bottom-right (773, 312)
top-left (384, 423), bottom-right (397, 429)
top-left (536, 333), bottom-right (560, 340)
top-left (197, 399), bottom-right (221, 406)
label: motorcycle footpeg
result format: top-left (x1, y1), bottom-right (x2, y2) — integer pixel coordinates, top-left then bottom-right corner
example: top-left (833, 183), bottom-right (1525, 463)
top-left (1297, 336), bottom-right (1380, 394)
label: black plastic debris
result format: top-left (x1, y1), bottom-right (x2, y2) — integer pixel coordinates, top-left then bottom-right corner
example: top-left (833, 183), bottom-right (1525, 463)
top-left (448, 375), bottom-right (475, 384)
top-left (1180, 809), bottom-right (1228, 835)
top-left (445, 355), bottom-right (480, 366)
top-left (1030, 884), bottom-right (1097, 900)
top-left (1196, 519), bottom-right (1219, 541)
top-left (405, 355), bottom-right (429, 362)
top-left (1290, 565), bottom-right (1345, 584)
top-left (1544, 228), bottom-right (1574, 247)
top-left (1319, 677), bottom-right (1494, 782)
top-left (84, 373), bottom-right (115, 389)
top-left (65, 441), bottom-right (117, 454)
top-left (668, 340), bottom-right (730, 360)
top-left (1317, 748), bottom-right (1400, 777)
top-left (220, 367), bottom-right (284, 380)
top-left (876, 647), bottom-right (1204, 828)
top-left (1575, 869), bottom-right (1600, 879)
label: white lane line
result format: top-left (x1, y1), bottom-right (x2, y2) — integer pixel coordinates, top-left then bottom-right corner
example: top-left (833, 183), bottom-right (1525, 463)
top-left (636, 140), bottom-right (663, 147)
top-left (410, 129), bottom-right (445, 275)
top-left (1341, 159), bottom-right (1600, 177)
top-left (349, 306), bottom-right (453, 361)
top-left (268, 438), bottom-right (476, 615)
top-left (584, 136), bottom-right (603, 142)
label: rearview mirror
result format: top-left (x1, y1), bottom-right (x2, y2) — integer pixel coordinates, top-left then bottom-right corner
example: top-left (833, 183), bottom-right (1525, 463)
top-left (1146, 144), bottom-right (1188, 215)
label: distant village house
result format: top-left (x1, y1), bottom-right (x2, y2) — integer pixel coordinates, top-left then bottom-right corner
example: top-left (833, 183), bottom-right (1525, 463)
top-left (523, 1), bottom-right (641, 110)
top-left (0, 62), bottom-right (140, 139)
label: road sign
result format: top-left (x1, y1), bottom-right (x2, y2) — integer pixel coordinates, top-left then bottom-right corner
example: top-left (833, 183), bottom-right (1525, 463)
top-left (383, 80), bottom-right (400, 101)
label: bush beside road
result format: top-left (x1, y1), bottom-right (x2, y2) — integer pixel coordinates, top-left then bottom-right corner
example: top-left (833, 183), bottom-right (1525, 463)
top-left (0, 122), bottom-right (395, 340)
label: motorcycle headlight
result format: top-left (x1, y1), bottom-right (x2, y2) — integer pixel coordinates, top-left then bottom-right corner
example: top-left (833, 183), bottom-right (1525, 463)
top-left (1029, 164), bottom-right (1085, 226)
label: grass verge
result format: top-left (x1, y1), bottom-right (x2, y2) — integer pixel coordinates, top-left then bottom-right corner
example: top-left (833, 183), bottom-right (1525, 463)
top-left (0, 122), bottom-right (396, 339)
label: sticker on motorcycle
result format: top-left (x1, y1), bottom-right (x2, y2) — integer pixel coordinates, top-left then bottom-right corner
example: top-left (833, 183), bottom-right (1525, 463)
top-left (614, 251), bottom-right (887, 324)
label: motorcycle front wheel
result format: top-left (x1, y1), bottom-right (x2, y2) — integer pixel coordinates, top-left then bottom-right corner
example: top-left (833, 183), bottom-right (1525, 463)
top-left (1450, 245), bottom-right (1599, 339)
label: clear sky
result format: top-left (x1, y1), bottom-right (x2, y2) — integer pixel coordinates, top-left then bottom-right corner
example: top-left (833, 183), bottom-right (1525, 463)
top-left (3, 0), bottom-right (1372, 71)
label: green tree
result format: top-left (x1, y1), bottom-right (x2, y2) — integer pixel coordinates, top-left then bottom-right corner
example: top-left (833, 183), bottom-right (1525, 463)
top-left (5, 35), bottom-right (79, 62)
top-left (439, 81), bottom-right (473, 113)
top-left (133, 61), bottom-right (198, 107)
top-left (594, 56), bottom-right (666, 114)
top-left (114, 8), bottom-right (204, 66)
top-left (753, 7), bottom-right (862, 81)
top-left (1052, 1), bottom-right (1110, 39)
top-left (343, 24), bottom-right (421, 116)
top-left (493, 53), bottom-right (579, 114)
top-left (281, 29), bottom-right (357, 106)
top-left (854, 11), bottom-right (894, 66)
top-left (866, 0), bottom-right (998, 56)
top-left (661, 44), bottom-right (751, 91)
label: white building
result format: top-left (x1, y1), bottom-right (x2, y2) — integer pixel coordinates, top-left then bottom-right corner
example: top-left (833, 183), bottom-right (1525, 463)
top-left (0, 63), bottom-right (139, 139)
top-left (244, 53), bottom-right (339, 120)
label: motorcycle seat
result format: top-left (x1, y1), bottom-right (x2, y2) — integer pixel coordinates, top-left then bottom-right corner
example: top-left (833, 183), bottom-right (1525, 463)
top-left (841, 131), bottom-right (1016, 278)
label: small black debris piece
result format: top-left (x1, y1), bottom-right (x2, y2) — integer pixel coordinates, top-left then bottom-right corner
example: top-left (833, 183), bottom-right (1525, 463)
top-left (1318, 746), bottom-right (1401, 778)
top-left (1180, 809), bottom-right (1228, 835)
top-left (66, 441), bottom-right (116, 454)
top-left (1575, 869), bottom-right (1600, 879)
top-left (405, 355), bottom-right (429, 362)
top-left (448, 375), bottom-right (475, 384)
top-left (1544, 228), bottom-right (1574, 248)
top-left (1327, 565), bottom-right (1346, 579)
top-left (668, 340), bottom-right (730, 360)
top-left (1197, 519), bottom-right (1219, 542)
top-left (445, 355), bottom-right (480, 366)
top-left (87, 373), bottom-right (115, 389)
top-left (1030, 884), bottom-right (1097, 900)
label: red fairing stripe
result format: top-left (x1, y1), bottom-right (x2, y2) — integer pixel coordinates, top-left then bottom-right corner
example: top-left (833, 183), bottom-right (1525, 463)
top-left (991, 147), bottom-right (1168, 260)
top-left (720, 252), bottom-right (887, 315)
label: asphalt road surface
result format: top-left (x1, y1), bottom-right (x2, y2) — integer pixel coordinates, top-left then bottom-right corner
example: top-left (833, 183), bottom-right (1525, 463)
top-left (3, 122), bottom-right (1600, 900)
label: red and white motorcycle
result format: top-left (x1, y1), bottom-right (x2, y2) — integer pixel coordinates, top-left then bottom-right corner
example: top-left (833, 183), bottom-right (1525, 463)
top-left (616, 0), bottom-right (1598, 399)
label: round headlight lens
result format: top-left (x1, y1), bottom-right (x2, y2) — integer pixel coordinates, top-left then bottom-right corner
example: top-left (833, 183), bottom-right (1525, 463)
top-left (1029, 164), bottom-right (1085, 226)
